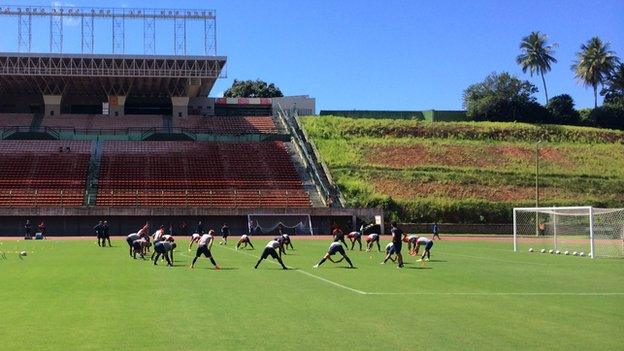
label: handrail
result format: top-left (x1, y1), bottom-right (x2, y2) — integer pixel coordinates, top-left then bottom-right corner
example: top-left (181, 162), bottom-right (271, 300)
top-left (276, 103), bottom-right (330, 206)
top-left (293, 111), bottom-right (346, 207)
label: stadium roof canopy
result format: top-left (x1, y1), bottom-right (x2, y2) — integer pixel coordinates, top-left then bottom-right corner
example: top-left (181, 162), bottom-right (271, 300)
top-left (0, 52), bottom-right (227, 98)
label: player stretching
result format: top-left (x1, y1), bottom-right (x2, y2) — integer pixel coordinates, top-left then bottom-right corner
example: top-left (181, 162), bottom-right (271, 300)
top-left (254, 239), bottom-right (288, 270)
top-left (332, 227), bottom-right (348, 247)
top-left (236, 234), bottom-right (254, 250)
top-left (190, 230), bottom-right (221, 270)
top-left (153, 241), bottom-right (176, 266)
top-left (389, 222), bottom-right (404, 268)
top-left (188, 233), bottom-right (201, 251)
top-left (347, 231), bottom-right (362, 251)
top-left (366, 233), bottom-right (381, 252)
top-left (219, 223), bottom-right (230, 245)
top-left (150, 225), bottom-right (166, 260)
top-left (404, 234), bottom-right (419, 255)
top-left (415, 236), bottom-right (434, 262)
top-left (132, 237), bottom-right (149, 259)
top-left (432, 223), bottom-right (441, 240)
top-left (126, 232), bottom-right (141, 257)
top-left (314, 241), bottom-right (355, 268)
top-left (381, 242), bottom-right (396, 263)
top-left (281, 233), bottom-right (294, 251)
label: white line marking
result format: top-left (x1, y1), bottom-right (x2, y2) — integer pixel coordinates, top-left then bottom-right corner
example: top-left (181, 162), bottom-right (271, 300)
top-left (443, 252), bottom-right (548, 266)
top-left (365, 292), bottom-right (624, 296)
top-left (222, 246), bottom-right (366, 295)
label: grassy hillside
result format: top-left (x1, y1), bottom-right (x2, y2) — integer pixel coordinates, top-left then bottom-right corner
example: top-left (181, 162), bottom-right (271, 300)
top-left (301, 116), bottom-right (624, 222)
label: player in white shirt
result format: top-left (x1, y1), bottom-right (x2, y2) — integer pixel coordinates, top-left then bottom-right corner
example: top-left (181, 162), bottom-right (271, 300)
top-left (403, 235), bottom-right (419, 255)
top-left (190, 230), bottom-right (221, 270)
top-left (188, 233), bottom-right (201, 251)
top-left (254, 240), bottom-right (288, 269)
top-left (365, 233), bottom-right (381, 252)
top-left (415, 236), bottom-right (434, 262)
top-left (236, 234), bottom-right (254, 250)
top-left (313, 242), bottom-right (354, 268)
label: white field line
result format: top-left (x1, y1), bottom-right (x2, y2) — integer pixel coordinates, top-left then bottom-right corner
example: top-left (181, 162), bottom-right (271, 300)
top-left (178, 248), bottom-right (622, 297)
top-left (221, 246), bottom-right (366, 295)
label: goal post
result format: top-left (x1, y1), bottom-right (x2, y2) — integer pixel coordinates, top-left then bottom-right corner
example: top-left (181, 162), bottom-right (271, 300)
top-left (513, 206), bottom-right (624, 259)
top-left (247, 214), bottom-right (314, 236)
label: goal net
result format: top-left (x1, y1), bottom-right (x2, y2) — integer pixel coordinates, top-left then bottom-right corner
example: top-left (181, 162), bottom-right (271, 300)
top-left (247, 214), bottom-right (314, 236)
top-left (513, 206), bottom-right (624, 258)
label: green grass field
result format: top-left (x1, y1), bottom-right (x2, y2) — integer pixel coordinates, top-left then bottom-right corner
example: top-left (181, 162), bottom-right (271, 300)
top-left (1, 237), bottom-right (622, 350)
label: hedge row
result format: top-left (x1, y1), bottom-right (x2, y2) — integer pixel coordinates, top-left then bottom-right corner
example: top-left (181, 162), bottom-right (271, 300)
top-left (301, 116), bottom-right (624, 144)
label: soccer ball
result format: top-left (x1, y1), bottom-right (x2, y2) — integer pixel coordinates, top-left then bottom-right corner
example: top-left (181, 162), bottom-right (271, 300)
top-left (528, 248), bottom-right (534, 252)
top-left (572, 251), bottom-right (578, 256)
top-left (540, 249), bottom-right (546, 253)
top-left (548, 249), bottom-right (554, 254)
top-left (564, 251), bottom-right (570, 255)
top-left (555, 250), bottom-right (561, 255)
top-left (19, 251), bottom-right (27, 256)
top-left (579, 252), bottom-right (585, 257)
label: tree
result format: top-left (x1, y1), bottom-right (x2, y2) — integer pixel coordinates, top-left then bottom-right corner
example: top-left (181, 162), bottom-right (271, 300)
top-left (571, 37), bottom-right (620, 108)
top-left (546, 94), bottom-right (580, 124)
top-left (223, 79), bottom-right (283, 98)
top-left (463, 72), bottom-right (545, 122)
top-left (516, 31), bottom-right (557, 103)
top-left (601, 63), bottom-right (624, 106)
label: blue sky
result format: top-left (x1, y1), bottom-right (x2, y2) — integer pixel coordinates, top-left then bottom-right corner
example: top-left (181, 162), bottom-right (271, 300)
top-left (1, 0), bottom-right (623, 111)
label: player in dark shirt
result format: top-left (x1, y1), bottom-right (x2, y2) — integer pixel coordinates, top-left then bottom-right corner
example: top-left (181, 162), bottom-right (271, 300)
top-left (94, 221), bottom-right (104, 247)
top-left (24, 220), bottom-right (32, 240)
top-left (386, 222), bottom-right (404, 268)
top-left (102, 221), bottom-right (111, 247)
top-left (219, 223), bottom-right (230, 245)
top-left (332, 227), bottom-right (348, 247)
top-left (314, 242), bottom-right (355, 269)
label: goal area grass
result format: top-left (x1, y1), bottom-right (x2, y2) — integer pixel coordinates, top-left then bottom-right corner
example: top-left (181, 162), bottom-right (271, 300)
top-left (1, 237), bottom-right (621, 350)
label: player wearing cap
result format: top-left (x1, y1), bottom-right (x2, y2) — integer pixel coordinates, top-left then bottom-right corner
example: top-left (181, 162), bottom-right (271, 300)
top-left (314, 241), bottom-right (355, 269)
top-left (254, 239), bottom-right (288, 270)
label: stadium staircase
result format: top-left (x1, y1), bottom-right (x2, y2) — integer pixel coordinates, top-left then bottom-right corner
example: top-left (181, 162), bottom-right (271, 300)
top-left (275, 105), bottom-right (345, 207)
top-left (84, 139), bottom-right (103, 206)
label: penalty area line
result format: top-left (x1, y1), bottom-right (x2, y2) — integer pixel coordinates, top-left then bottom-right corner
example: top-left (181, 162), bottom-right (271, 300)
top-left (222, 246), bottom-right (366, 295)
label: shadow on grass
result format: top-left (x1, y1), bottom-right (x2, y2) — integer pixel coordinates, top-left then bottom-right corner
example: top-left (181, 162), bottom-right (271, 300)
top-left (405, 266), bottom-right (432, 270)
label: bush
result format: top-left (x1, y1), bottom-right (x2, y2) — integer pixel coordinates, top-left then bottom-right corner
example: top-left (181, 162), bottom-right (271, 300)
top-left (589, 105), bottom-right (624, 130)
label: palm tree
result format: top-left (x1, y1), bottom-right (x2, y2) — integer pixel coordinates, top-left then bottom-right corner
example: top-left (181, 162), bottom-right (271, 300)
top-left (572, 37), bottom-right (620, 108)
top-left (516, 31), bottom-right (557, 103)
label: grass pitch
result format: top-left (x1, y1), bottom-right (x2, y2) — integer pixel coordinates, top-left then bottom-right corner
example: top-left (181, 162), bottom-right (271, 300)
top-left (1, 237), bottom-right (622, 350)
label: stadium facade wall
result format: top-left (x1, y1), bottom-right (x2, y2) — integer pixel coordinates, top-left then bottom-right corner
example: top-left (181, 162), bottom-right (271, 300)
top-left (319, 110), bottom-right (469, 121)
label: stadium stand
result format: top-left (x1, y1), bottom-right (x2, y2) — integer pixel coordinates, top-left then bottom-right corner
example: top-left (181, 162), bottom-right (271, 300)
top-left (0, 140), bottom-right (90, 206)
top-left (97, 141), bottom-right (311, 207)
top-left (40, 114), bottom-right (163, 131)
top-left (173, 115), bottom-right (278, 134)
top-left (0, 113), bottom-right (34, 127)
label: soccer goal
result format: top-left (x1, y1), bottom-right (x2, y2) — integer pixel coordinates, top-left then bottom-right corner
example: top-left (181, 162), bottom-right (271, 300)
top-left (247, 214), bottom-right (314, 236)
top-left (513, 206), bottom-right (624, 258)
